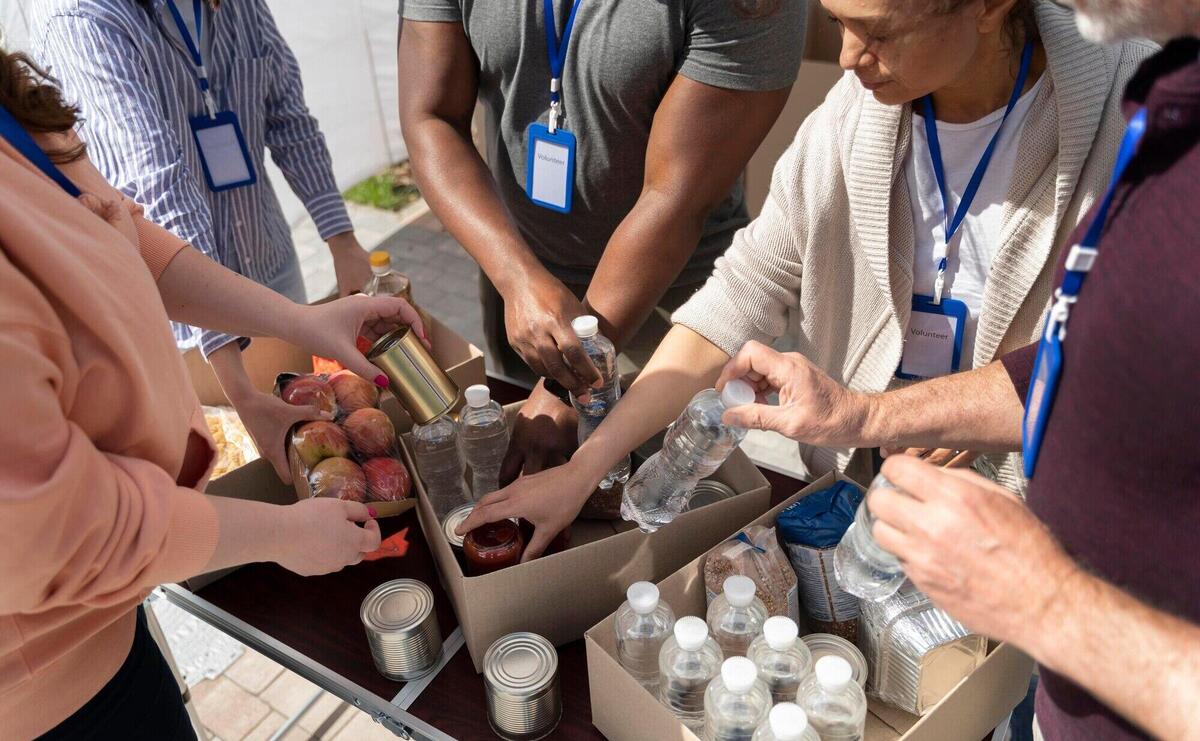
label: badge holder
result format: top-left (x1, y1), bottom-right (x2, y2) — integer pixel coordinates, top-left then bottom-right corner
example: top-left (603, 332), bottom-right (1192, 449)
top-left (896, 294), bottom-right (968, 381)
top-left (526, 122), bottom-right (576, 214)
top-left (190, 111), bottom-right (257, 193)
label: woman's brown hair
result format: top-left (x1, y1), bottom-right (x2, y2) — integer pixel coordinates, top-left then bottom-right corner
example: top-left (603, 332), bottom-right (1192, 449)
top-left (0, 48), bottom-right (85, 163)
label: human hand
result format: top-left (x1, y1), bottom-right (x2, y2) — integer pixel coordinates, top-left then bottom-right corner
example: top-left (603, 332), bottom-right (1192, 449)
top-left (328, 232), bottom-right (373, 297)
top-left (230, 390), bottom-right (333, 484)
top-left (870, 455), bottom-right (1078, 644)
top-left (274, 497), bottom-right (382, 576)
top-left (502, 275), bottom-right (601, 395)
top-left (715, 341), bottom-right (871, 446)
top-left (882, 447), bottom-right (980, 468)
top-left (457, 461), bottom-right (595, 562)
top-left (293, 294), bottom-right (430, 384)
top-left (499, 381), bottom-right (578, 485)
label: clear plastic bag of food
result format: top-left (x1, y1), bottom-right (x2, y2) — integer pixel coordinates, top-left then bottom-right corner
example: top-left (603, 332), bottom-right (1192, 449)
top-left (704, 526), bottom-right (799, 622)
top-left (279, 371), bottom-right (412, 512)
top-left (203, 405), bottom-right (260, 478)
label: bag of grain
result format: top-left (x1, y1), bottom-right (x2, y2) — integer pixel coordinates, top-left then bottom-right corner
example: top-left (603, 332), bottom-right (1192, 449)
top-left (777, 480), bottom-right (864, 642)
top-left (703, 526), bottom-right (799, 622)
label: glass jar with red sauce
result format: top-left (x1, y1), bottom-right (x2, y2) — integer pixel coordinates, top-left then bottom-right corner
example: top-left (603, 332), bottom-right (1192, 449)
top-left (463, 519), bottom-right (525, 575)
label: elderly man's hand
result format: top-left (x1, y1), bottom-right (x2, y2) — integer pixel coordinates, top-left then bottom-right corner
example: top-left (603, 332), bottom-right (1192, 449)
top-left (871, 456), bottom-right (1080, 644)
top-left (715, 341), bottom-right (872, 446)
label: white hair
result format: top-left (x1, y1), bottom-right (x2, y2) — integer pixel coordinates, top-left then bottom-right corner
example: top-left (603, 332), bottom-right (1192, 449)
top-left (1068, 0), bottom-right (1200, 43)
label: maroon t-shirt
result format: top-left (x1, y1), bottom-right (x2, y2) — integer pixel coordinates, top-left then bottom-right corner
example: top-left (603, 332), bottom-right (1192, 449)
top-left (1001, 39), bottom-right (1200, 741)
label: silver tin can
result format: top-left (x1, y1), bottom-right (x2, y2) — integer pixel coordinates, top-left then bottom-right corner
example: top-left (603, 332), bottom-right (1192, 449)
top-left (802, 632), bottom-right (869, 688)
top-left (483, 632), bottom-right (562, 740)
top-left (360, 579), bottom-right (443, 681)
top-left (683, 479), bottom-right (737, 512)
top-left (442, 503), bottom-right (475, 549)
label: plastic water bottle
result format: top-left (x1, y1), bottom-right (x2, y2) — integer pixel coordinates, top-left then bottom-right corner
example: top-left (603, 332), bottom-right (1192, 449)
top-left (747, 616), bottom-right (813, 704)
top-left (620, 380), bottom-right (756, 532)
top-left (659, 616), bottom-right (724, 734)
top-left (614, 582), bottom-right (676, 695)
top-left (707, 575), bottom-right (768, 659)
top-left (411, 415), bottom-right (470, 522)
top-left (833, 473), bottom-right (907, 601)
top-left (703, 656), bottom-right (771, 741)
top-left (751, 703), bottom-right (821, 741)
top-left (569, 316), bottom-right (631, 490)
top-left (797, 656), bottom-right (868, 741)
top-left (457, 384), bottom-right (509, 498)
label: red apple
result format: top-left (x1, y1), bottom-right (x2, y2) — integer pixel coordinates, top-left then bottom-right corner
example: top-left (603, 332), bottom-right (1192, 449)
top-left (291, 421), bottom-right (351, 468)
top-left (309, 457), bottom-right (367, 502)
top-left (329, 370), bottom-right (379, 413)
top-left (281, 375), bottom-right (337, 416)
top-left (363, 457), bottom-right (411, 502)
top-left (342, 408), bottom-right (395, 457)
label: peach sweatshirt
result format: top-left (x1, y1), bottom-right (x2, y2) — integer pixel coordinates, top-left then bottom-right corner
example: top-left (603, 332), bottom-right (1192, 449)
top-left (0, 134), bottom-right (220, 738)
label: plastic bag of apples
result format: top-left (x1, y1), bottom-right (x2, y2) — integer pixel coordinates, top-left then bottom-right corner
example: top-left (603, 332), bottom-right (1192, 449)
top-left (277, 370), bottom-right (414, 517)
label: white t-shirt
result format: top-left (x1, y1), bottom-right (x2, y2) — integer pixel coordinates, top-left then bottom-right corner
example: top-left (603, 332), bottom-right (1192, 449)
top-left (906, 74), bottom-right (1045, 368)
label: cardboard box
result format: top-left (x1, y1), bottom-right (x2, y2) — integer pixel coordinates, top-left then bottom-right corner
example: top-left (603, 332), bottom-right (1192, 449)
top-left (402, 417), bottom-right (775, 673)
top-left (585, 472), bottom-right (1035, 741)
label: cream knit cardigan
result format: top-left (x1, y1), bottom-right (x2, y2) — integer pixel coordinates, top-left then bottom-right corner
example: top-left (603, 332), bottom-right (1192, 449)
top-left (673, 3), bottom-right (1157, 489)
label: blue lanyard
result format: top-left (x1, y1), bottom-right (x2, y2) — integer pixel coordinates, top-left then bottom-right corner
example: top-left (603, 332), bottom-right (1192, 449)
top-left (542, 0), bottom-right (582, 133)
top-left (165, 0), bottom-right (217, 118)
top-left (921, 40), bottom-right (1035, 304)
top-left (1044, 107), bottom-right (1148, 341)
top-left (0, 102), bottom-right (81, 198)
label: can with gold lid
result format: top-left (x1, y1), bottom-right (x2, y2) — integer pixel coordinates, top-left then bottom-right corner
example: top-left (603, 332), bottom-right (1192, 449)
top-left (483, 632), bottom-right (561, 740)
top-left (360, 579), bottom-right (443, 681)
top-left (367, 325), bottom-right (459, 424)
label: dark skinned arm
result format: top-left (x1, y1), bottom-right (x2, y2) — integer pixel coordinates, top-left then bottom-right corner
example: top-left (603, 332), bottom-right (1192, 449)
top-left (583, 77), bottom-right (790, 350)
top-left (506, 78), bottom-right (792, 481)
top-left (397, 19), bottom-right (599, 394)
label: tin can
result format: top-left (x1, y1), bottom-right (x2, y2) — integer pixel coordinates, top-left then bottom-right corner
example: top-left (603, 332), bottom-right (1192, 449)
top-left (442, 503), bottom-right (475, 549)
top-left (802, 632), bottom-right (868, 688)
top-left (360, 579), bottom-right (443, 681)
top-left (483, 632), bottom-right (561, 740)
top-left (683, 479), bottom-right (737, 512)
top-left (367, 326), bottom-right (459, 424)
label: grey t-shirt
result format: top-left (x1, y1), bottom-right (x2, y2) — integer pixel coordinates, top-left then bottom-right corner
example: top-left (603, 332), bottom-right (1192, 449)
top-left (401, 0), bottom-right (806, 287)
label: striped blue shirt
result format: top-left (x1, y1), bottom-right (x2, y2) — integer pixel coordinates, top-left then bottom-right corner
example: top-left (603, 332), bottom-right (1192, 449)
top-left (30, 0), bottom-right (353, 355)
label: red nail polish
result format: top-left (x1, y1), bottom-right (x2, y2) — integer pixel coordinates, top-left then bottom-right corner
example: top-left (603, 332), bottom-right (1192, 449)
top-left (374, 374), bottom-right (389, 389)
top-left (368, 507), bottom-right (378, 518)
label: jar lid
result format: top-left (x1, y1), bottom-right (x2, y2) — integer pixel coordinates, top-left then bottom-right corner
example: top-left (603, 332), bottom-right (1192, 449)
top-left (360, 579), bottom-right (434, 635)
top-left (683, 480), bottom-right (737, 512)
top-left (802, 633), bottom-right (868, 688)
top-left (442, 503), bottom-right (475, 548)
top-left (484, 632), bottom-right (558, 697)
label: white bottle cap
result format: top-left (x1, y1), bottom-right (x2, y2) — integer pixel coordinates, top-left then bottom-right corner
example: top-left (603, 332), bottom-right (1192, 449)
top-left (465, 384), bottom-right (491, 408)
top-left (720, 656), bottom-right (758, 693)
top-left (768, 703), bottom-right (810, 740)
top-left (674, 616), bottom-right (708, 651)
top-left (815, 655), bottom-right (853, 690)
top-left (720, 378), bottom-right (756, 409)
top-left (626, 581), bottom-right (660, 615)
top-left (723, 575), bottom-right (757, 608)
top-left (762, 616), bottom-right (799, 651)
top-left (571, 315), bottom-right (599, 338)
